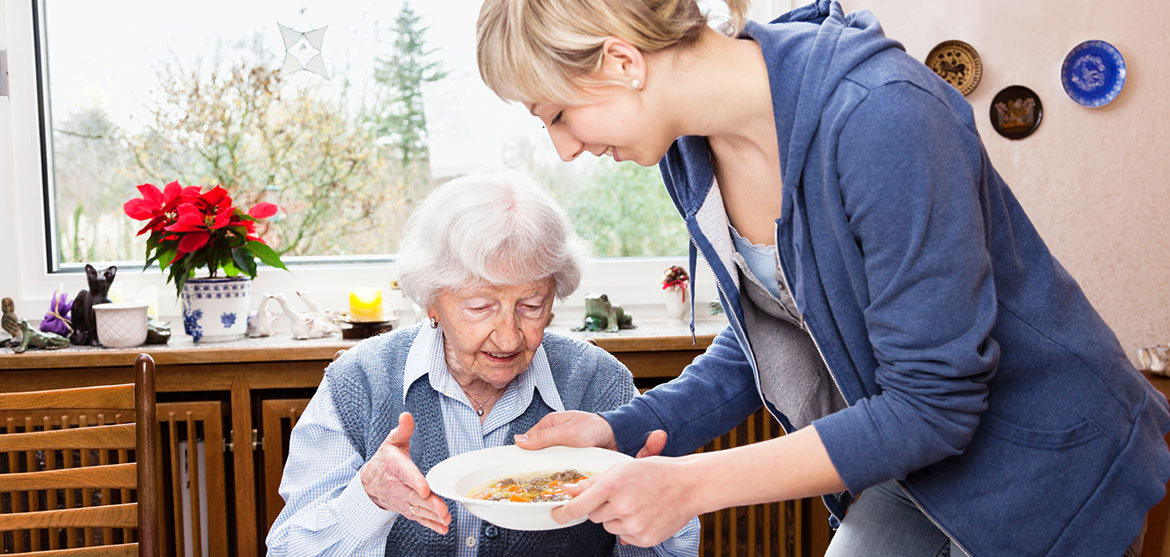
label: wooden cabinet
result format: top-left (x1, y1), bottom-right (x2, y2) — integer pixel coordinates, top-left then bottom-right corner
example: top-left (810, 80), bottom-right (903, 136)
top-left (157, 401), bottom-right (231, 557)
top-left (257, 398), bottom-right (309, 531)
top-left (1, 323), bottom-right (838, 556)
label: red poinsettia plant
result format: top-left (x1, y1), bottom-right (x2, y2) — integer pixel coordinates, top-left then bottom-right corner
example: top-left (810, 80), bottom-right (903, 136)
top-left (123, 181), bottom-right (288, 296)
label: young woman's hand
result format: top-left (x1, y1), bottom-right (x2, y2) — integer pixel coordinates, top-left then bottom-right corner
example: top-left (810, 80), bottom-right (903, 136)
top-left (552, 454), bottom-right (700, 547)
top-left (359, 412), bottom-right (451, 534)
top-left (515, 410), bottom-right (618, 451)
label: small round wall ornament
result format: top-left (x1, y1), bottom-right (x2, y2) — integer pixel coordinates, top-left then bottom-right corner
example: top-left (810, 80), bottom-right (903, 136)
top-left (924, 40), bottom-right (983, 96)
top-left (1061, 40), bottom-right (1126, 108)
top-left (990, 85), bottom-right (1043, 140)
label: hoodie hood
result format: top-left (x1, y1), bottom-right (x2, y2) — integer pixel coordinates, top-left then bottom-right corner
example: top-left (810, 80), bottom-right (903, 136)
top-left (660, 0), bottom-right (903, 219)
top-left (749, 1), bottom-right (903, 220)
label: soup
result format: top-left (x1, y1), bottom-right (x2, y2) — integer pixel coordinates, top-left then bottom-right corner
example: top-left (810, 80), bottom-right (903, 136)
top-left (469, 469), bottom-right (590, 502)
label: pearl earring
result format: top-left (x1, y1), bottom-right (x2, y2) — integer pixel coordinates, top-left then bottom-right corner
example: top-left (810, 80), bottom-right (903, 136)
top-left (631, 79), bottom-right (641, 90)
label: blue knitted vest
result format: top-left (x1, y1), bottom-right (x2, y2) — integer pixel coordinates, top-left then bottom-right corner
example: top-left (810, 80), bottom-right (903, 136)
top-left (326, 326), bottom-right (629, 557)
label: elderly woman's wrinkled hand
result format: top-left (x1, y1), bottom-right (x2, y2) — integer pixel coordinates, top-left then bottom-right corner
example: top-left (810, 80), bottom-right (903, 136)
top-left (360, 412), bottom-right (451, 534)
top-left (514, 410), bottom-right (619, 451)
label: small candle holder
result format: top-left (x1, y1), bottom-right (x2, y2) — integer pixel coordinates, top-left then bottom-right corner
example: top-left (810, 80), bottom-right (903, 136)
top-left (340, 315), bottom-right (398, 340)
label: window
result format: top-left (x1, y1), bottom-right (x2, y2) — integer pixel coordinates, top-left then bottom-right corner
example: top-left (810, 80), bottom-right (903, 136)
top-left (36, 0), bottom-right (689, 271)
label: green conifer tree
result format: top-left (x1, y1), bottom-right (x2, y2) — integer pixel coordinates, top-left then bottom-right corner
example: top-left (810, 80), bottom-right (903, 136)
top-left (372, 2), bottom-right (447, 171)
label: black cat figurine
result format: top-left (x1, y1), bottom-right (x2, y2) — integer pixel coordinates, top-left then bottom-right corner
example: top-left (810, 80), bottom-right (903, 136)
top-left (70, 264), bottom-right (117, 346)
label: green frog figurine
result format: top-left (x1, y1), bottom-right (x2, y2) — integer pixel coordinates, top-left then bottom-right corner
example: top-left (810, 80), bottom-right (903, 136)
top-left (13, 320), bottom-right (70, 353)
top-left (573, 293), bottom-right (634, 333)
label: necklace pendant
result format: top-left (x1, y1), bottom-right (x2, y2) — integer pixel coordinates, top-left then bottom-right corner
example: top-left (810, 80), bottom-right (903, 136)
top-left (476, 407), bottom-right (484, 416)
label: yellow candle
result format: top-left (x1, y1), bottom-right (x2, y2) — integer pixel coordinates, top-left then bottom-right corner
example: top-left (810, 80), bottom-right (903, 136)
top-left (348, 287), bottom-right (384, 322)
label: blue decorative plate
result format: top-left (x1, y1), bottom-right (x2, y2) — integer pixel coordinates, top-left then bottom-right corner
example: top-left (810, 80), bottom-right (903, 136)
top-left (1061, 40), bottom-right (1126, 107)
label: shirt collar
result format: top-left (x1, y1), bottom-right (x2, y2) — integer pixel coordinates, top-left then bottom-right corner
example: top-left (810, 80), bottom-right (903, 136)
top-left (402, 324), bottom-right (564, 412)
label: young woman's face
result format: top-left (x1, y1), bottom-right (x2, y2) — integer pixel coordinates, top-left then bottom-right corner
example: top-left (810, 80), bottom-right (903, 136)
top-left (526, 87), bottom-right (676, 167)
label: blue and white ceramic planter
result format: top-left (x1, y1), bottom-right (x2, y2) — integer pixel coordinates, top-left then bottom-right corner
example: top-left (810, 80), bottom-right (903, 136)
top-left (180, 277), bottom-right (252, 342)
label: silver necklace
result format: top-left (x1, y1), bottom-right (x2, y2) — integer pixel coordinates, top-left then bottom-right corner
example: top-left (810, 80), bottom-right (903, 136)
top-left (464, 387), bottom-right (505, 416)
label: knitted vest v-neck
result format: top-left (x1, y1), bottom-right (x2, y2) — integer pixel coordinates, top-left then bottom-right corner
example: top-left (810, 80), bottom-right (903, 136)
top-left (326, 327), bottom-right (624, 556)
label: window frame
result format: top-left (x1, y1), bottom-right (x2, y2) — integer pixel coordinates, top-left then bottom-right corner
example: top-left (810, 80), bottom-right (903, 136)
top-left (1, 0), bottom-right (794, 324)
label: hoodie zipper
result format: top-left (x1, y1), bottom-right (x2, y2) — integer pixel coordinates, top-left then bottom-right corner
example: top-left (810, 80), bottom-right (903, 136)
top-left (687, 233), bottom-right (780, 430)
top-left (771, 221), bottom-right (972, 556)
top-left (772, 221), bottom-right (848, 407)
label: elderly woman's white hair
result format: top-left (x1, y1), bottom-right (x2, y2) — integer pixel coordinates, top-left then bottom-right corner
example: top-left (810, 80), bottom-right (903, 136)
top-left (397, 170), bottom-right (589, 308)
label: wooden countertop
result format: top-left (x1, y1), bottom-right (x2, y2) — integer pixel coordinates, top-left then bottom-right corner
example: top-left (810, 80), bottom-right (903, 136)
top-left (0, 319), bottom-right (726, 369)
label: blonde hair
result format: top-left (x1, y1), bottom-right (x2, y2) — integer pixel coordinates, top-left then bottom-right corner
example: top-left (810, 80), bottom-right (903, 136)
top-left (477, 0), bottom-right (752, 106)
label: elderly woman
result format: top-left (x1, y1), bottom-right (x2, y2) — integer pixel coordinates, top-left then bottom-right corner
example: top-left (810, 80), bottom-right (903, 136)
top-left (266, 171), bottom-right (700, 556)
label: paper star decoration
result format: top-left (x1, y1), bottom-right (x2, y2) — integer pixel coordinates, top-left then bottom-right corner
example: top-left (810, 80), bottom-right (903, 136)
top-left (278, 23), bottom-right (330, 80)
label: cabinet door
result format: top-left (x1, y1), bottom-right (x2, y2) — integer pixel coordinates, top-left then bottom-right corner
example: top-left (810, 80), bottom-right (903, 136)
top-left (258, 398), bottom-right (311, 530)
top-left (158, 401), bottom-right (230, 557)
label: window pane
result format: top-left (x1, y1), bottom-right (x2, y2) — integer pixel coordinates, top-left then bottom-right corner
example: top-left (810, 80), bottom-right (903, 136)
top-left (39, 0), bottom-right (688, 267)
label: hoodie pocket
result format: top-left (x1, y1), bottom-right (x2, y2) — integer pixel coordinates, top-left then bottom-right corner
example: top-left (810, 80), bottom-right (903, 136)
top-left (907, 411), bottom-right (1118, 555)
top-left (980, 411), bottom-right (1105, 450)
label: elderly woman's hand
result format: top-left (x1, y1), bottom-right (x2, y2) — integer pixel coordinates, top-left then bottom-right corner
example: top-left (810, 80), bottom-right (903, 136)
top-left (514, 410), bottom-right (619, 451)
top-left (360, 412), bottom-right (451, 534)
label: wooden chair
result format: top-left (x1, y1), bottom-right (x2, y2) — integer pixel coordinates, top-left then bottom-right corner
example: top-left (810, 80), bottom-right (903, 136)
top-left (0, 353), bottom-right (159, 556)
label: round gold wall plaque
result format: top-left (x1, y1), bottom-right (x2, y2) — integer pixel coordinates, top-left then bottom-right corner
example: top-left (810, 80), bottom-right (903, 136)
top-left (924, 40), bottom-right (982, 96)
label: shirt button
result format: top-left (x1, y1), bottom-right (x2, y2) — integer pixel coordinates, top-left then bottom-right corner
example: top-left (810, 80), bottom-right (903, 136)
top-left (465, 536), bottom-right (477, 548)
top-left (484, 525), bottom-right (499, 538)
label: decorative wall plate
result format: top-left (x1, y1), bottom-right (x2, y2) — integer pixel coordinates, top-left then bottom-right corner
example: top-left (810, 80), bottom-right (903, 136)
top-left (990, 86), bottom-right (1043, 140)
top-left (1061, 40), bottom-right (1126, 107)
top-left (924, 40), bottom-right (982, 96)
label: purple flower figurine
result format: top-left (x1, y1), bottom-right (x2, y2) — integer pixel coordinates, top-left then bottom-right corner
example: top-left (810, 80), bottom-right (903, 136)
top-left (40, 288), bottom-right (74, 338)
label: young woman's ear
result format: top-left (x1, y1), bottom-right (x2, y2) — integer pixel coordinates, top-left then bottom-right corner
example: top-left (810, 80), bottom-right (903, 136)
top-left (598, 37), bottom-right (647, 89)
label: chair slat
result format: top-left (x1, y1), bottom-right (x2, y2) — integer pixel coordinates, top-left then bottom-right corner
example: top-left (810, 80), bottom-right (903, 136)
top-left (0, 423), bottom-right (136, 452)
top-left (0, 503), bottom-right (137, 531)
top-left (0, 385), bottom-right (134, 411)
top-left (0, 463), bottom-right (137, 492)
top-left (13, 543), bottom-right (137, 556)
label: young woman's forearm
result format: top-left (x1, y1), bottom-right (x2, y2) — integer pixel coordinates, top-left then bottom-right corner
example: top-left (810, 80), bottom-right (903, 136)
top-left (682, 425), bottom-right (846, 511)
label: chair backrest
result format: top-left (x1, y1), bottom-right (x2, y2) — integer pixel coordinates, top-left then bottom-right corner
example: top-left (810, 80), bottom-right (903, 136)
top-left (0, 353), bottom-right (158, 556)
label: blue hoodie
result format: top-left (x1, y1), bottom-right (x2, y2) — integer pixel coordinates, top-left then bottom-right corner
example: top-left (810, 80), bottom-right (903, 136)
top-left (600, 1), bottom-right (1170, 554)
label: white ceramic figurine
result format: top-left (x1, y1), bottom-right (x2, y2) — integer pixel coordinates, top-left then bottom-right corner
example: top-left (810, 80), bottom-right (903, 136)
top-left (270, 293), bottom-right (337, 340)
top-left (246, 294), bottom-right (276, 338)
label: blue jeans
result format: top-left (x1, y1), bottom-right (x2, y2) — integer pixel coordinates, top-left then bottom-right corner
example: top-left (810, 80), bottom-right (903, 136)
top-left (826, 480), bottom-right (1146, 556)
top-left (825, 480), bottom-right (968, 557)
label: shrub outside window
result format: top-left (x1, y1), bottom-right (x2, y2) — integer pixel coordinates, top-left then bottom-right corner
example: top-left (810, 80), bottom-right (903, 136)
top-left (37, 0), bottom-right (688, 271)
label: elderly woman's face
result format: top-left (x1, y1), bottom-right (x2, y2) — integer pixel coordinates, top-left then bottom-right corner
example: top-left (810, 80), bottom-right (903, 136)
top-left (432, 277), bottom-right (556, 388)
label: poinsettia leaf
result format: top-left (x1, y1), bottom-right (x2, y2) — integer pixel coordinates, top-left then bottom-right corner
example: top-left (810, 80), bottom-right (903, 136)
top-left (137, 183), bottom-right (164, 206)
top-left (123, 198), bottom-right (156, 220)
top-left (248, 202), bottom-right (278, 219)
top-left (168, 261), bottom-right (188, 298)
top-left (232, 247), bottom-right (258, 278)
top-left (174, 272), bottom-right (188, 298)
top-left (144, 245), bottom-right (166, 270)
top-left (224, 228), bottom-right (248, 248)
top-left (221, 259), bottom-right (240, 277)
top-left (247, 240), bottom-right (288, 271)
top-left (158, 248), bottom-right (177, 270)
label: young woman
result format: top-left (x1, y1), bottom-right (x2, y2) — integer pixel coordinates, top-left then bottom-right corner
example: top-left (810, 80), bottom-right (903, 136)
top-left (475, 1), bottom-right (1170, 555)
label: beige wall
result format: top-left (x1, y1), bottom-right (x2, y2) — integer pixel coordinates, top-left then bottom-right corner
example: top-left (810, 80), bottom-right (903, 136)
top-left (829, 0), bottom-right (1170, 361)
